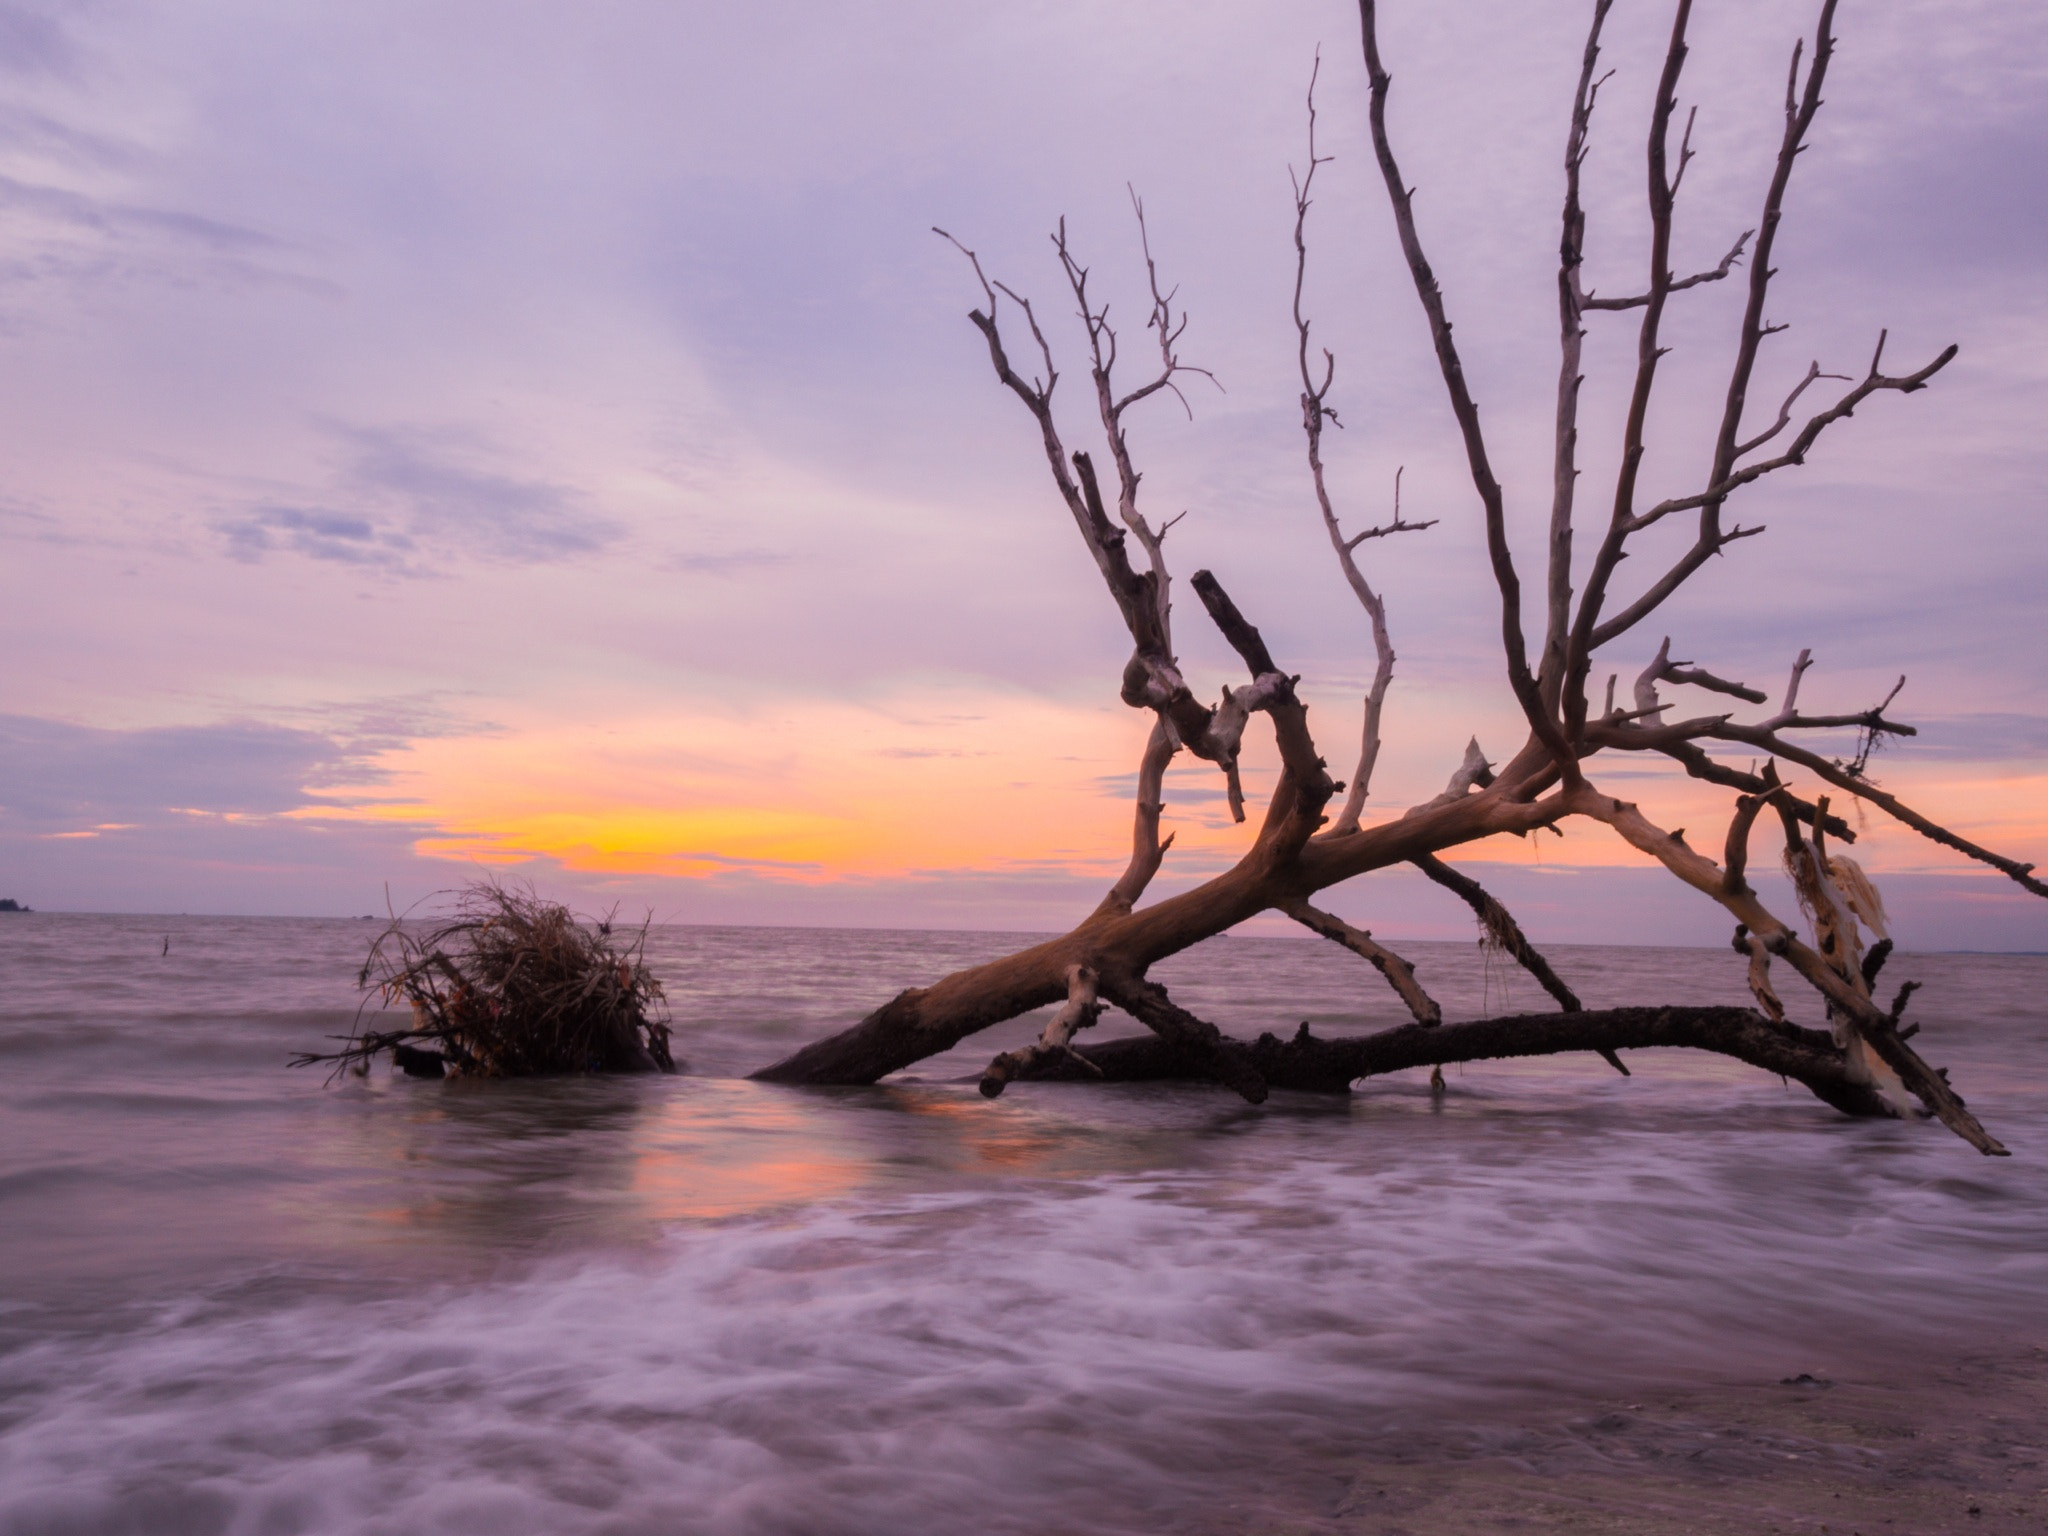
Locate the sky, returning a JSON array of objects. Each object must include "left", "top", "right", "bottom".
[{"left": 1, "top": 0, "right": 2045, "bottom": 949}]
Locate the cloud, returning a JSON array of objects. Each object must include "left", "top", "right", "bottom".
[
  {"left": 0, "top": 4, "right": 77, "bottom": 80},
  {"left": 1091, "top": 770, "right": 1232, "bottom": 806},
  {"left": 0, "top": 172, "right": 335, "bottom": 313},
  {"left": 217, "top": 504, "right": 415, "bottom": 567},
  {"left": 0, "top": 102, "right": 138, "bottom": 171},
  {"left": 662, "top": 549, "right": 791, "bottom": 575},
  {"left": 340, "top": 426, "right": 616, "bottom": 561},
  {"left": 211, "top": 427, "right": 622, "bottom": 572},
  {"left": 0, "top": 713, "right": 377, "bottom": 828},
  {"left": 1892, "top": 713, "right": 2048, "bottom": 762}
]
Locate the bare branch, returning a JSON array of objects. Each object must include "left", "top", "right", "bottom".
[
  {"left": 1663, "top": 659, "right": 1768, "bottom": 705},
  {"left": 1572, "top": 0, "right": 1956, "bottom": 656},
  {"left": 1743, "top": 649, "right": 1916, "bottom": 737},
  {"left": 1734, "top": 924, "right": 1789, "bottom": 1022},
  {"left": 1701, "top": 720, "right": 2048, "bottom": 898},
  {"left": 980, "top": 964, "right": 1105, "bottom": 1097},
  {"left": 1044, "top": 203, "right": 1220, "bottom": 655},
  {"left": 1025, "top": 1007, "right": 1894, "bottom": 1123},
  {"left": 1189, "top": 568, "right": 1335, "bottom": 840},
  {"left": 1564, "top": 778, "right": 2006, "bottom": 1153},
  {"left": 1096, "top": 967, "right": 1268, "bottom": 1103},
  {"left": 1098, "top": 717, "right": 1180, "bottom": 918},
  {"left": 1582, "top": 227, "right": 1754, "bottom": 310},
  {"left": 1538, "top": 0, "right": 1616, "bottom": 707},
  {"left": 1397, "top": 738, "right": 1504, "bottom": 825},
  {"left": 1410, "top": 853, "right": 1629, "bottom": 1074},
  {"left": 1359, "top": 0, "right": 1574, "bottom": 773},
  {"left": 1632, "top": 635, "right": 1674, "bottom": 721},
  {"left": 1721, "top": 775, "right": 1779, "bottom": 895},
  {"left": 1732, "top": 359, "right": 1845, "bottom": 456},
  {"left": 1562, "top": 0, "right": 1701, "bottom": 743},
  {"left": 1115, "top": 185, "right": 1221, "bottom": 417},
  {"left": 1290, "top": 64, "right": 1433, "bottom": 835},
  {"left": 1632, "top": 634, "right": 1773, "bottom": 729},
  {"left": 1616, "top": 338, "right": 1956, "bottom": 545},
  {"left": 1280, "top": 897, "right": 1442, "bottom": 1026}
]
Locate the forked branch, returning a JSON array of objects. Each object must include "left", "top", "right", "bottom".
[{"left": 1292, "top": 55, "right": 1433, "bottom": 834}]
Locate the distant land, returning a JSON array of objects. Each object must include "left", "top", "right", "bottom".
[{"left": 0, "top": 900, "right": 30, "bottom": 913}]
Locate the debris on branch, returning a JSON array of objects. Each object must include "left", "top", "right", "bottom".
[
  {"left": 752, "top": 0, "right": 2039, "bottom": 1157},
  {"left": 296, "top": 882, "right": 675, "bottom": 1080}
]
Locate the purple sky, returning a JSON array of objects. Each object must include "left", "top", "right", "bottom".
[{"left": 2, "top": 0, "right": 2045, "bottom": 948}]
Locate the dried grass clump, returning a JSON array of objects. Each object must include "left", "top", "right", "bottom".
[{"left": 295, "top": 881, "right": 675, "bottom": 1079}]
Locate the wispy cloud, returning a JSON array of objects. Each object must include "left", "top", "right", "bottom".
[
  {"left": 0, "top": 713, "right": 381, "bottom": 828},
  {"left": 217, "top": 503, "right": 415, "bottom": 567},
  {"left": 0, "top": 5, "right": 79, "bottom": 80},
  {"left": 211, "top": 426, "right": 622, "bottom": 572},
  {"left": 339, "top": 426, "right": 616, "bottom": 563}
]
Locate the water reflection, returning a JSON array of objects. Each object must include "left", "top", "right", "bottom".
[
  {"left": 628, "top": 1082, "right": 869, "bottom": 1219},
  {"left": 297, "top": 1076, "right": 1207, "bottom": 1247},
  {"left": 6, "top": 919, "right": 2048, "bottom": 1536}
]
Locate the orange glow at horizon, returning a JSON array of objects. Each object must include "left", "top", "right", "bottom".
[
  {"left": 303, "top": 683, "right": 2048, "bottom": 890},
  {"left": 325, "top": 688, "right": 1148, "bottom": 883}
]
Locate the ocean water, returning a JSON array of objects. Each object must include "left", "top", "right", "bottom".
[{"left": 2, "top": 913, "right": 2045, "bottom": 1534}]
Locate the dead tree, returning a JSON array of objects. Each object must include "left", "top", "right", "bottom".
[{"left": 755, "top": 0, "right": 2037, "bottom": 1156}]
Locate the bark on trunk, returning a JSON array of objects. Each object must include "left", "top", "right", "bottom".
[{"left": 1007, "top": 1004, "right": 1891, "bottom": 1118}]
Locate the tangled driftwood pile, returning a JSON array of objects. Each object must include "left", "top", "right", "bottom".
[{"left": 296, "top": 883, "right": 674, "bottom": 1079}]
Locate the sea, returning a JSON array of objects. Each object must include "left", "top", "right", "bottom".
[{"left": 2, "top": 913, "right": 2045, "bottom": 1534}]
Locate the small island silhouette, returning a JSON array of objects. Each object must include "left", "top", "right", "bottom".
[{"left": 0, "top": 899, "right": 31, "bottom": 913}]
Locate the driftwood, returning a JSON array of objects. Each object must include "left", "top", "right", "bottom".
[
  {"left": 1007, "top": 1007, "right": 1889, "bottom": 1120},
  {"left": 754, "top": 1, "right": 2036, "bottom": 1156},
  {"left": 295, "top": 881, "right": 675, "bottom": 1080}
]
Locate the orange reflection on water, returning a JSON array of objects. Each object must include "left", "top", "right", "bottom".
[
  {"left": 870, "top": 1086, "right": 1077, "bottom": 1172},
  {"left": 625, "top": 1081, "right": 872, "bottom": 1219}
]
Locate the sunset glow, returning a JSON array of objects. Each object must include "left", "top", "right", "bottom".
[{"left": 0, "top": 0, "right": 2040, "bottom": 949}]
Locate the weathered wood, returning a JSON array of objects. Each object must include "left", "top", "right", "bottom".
[
  {"left": 980, "top": 964, "right": 1104, "bottom": 1098},
  {"left": 1280, "top": 897, "right": 1442, "bottom": 1027},
  {"left": 1012, "top": 1006, "right": 1889, "bottom": 1120},
  {"left": 753, "top": 3, "right": 2038, "bottom": 1159}
]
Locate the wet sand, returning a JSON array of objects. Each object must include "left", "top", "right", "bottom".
[{"left": 1211, "top": 1346, "right": 2048, "bottom": 1534}]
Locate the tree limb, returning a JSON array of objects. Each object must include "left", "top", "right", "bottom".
[
  {"left": 1410, "top": 852, "right": 1628, "bottom": 1074},
  {"left": 1016, "top": 1006, "right": 1890, "bottom": 1120},
  {"left": 1358, "top": 0, "right": 1574, "bottom": 774},
  {"left": 1582, "top": 227, "right": 1752, "bottom": 310},
  {"left": 1562, "top": 0, "right": 1700, "bottom": 743},
  {"left": 980, "top": 963, "right": 1105, "bottom": 1098},
  {"left": 1279, "top": 896, "right": 1442, "bottom": 1026},
  {"left": 1096, "top": 967, "right": 1268, "bottom": 1103},
  {"left": 1563, "top": 778, "right": 2007, "bottom": 1153},
  {"left": 1098, "top": 716, "right": 1180, "bottom": 918},
  {"left": 1291, "top": 65, "right": 1434, "bottom": 833},
  {"left": 1539, "top": 0, "right": 1614, "bottom": 707}
]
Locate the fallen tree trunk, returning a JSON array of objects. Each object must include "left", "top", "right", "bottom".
[
  {"left": 750, "top": 1, "right": 2036, "bottom": 1156},
  {"left": 1002, "top": 1005, "right": 1893, "bottom": 1119}
]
